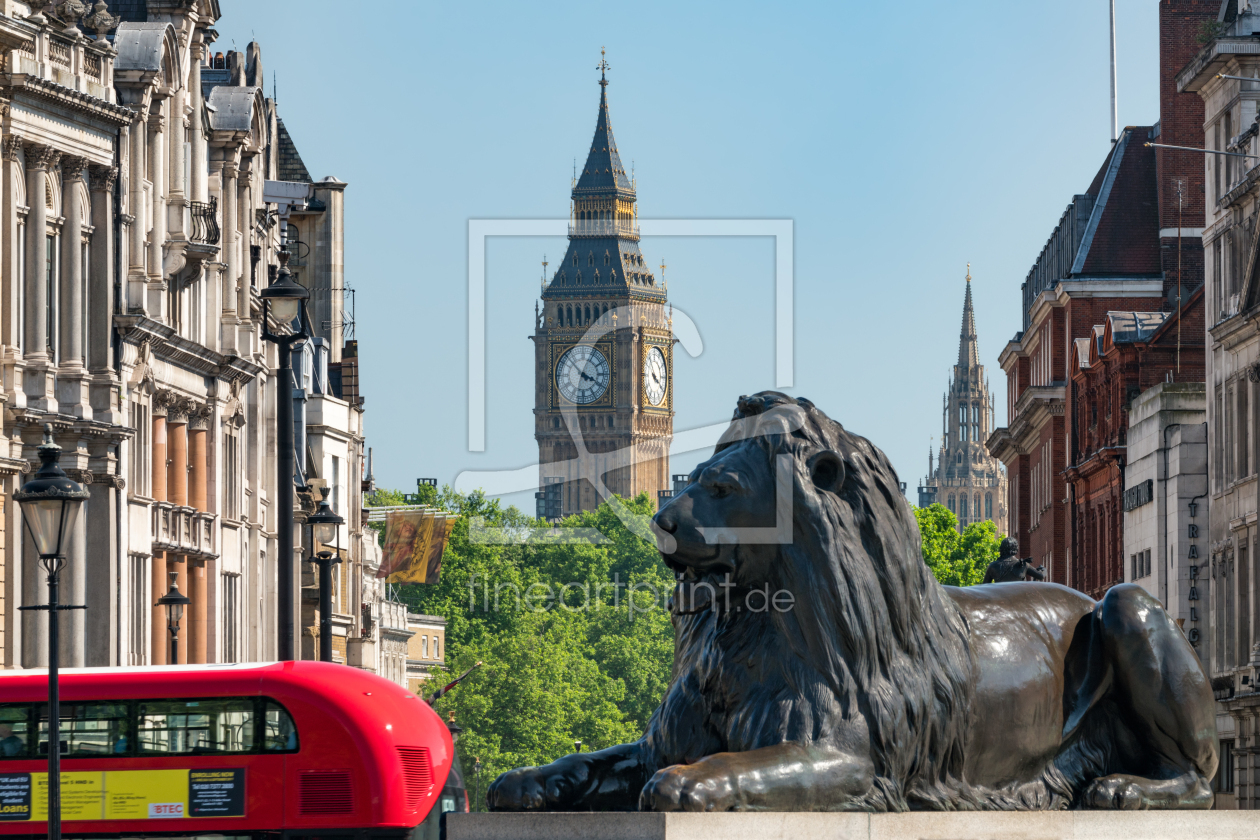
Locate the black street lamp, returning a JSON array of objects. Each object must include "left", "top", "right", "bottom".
[
  {"left": 260, "top": 245, "right": 310, "bottom": 661},
  {"left": 156, "top": 572, "right": 190, "bottom": 665},
  {"left": 14, "top": 424, "right": 89, "bottom": 840},
  {"left": 307, "top": 495, "right": 345, "bottom": 663}
]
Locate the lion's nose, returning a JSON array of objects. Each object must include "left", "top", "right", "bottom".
[{"left": 653, "top": 508, "right": 678, "bottom": 535}]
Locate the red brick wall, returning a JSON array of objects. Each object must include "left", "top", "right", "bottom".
[{"left": 1157, "top": 0, "right": 1214, "bottom": 232}]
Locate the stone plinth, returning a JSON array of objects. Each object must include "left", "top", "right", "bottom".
[{"left": 445, "top": 810, "right": 1260, "bottom": 840}]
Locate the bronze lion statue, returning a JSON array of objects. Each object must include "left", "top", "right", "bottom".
[{"left": 488, "top": 392, "right": 1217, "bottom": 812}]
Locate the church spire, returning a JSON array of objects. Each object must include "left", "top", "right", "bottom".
[{"left": 958, "top": 264, "right": 979, "bottom": 368}]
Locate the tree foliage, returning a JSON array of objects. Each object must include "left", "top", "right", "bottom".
[
  {"left": 384, "top": 489, "right": 675, "bottom": 810},
  {"left": 913, "top": 503, "right": 1003, "bottom": 587}
]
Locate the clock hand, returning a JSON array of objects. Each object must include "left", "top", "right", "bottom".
[{"left": 580, "top": 370, "right": 595, "bottom": 383}]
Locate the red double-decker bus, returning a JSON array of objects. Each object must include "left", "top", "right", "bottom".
[{"left": 0, "top": 661, "right": 457, "bottom": 839}]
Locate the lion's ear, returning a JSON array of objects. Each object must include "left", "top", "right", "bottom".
[{"left": 808, "top": 451, "right": 846, "bottom": 495}]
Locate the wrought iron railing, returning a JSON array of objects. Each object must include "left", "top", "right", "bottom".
[{"left": 190, "top": 197, "right": 220, "bottom": 245}]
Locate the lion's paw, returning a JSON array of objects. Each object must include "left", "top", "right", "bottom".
[
  {"left": 487, "top": 766, "right": 570, "bottom": 811},
  {"left": 639, "top": 764, "right": 734, "bottom": 812},
  {"left": 1082, "top": 775, "right": 1145, "bottom": 810}
]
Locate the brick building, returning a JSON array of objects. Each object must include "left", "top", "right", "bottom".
[
  {"left": 987, "top": 127, "right": 1169, "bottom": 585},
  {"left": 1066, "top": 290, "right": 1206, "bottom": 600},
  {"left": 988, "top": 1, "right": 1208, "bottom": 591}
]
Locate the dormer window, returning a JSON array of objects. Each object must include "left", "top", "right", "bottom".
[
  {"left": 604, "top": 251, "right": 610, "bottom": 265},
  {"left": 572, "top": 254, "right": 578, "bottom": 266},
  {"left": 588, "top": 252, "right": 594, "bottom": 266},
  {"left": 594, "top": 270, "right": 601, "bottom": 283}
]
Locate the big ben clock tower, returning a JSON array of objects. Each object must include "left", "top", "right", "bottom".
[{"left": 533, "top": 56, "right": 673, "bottom": 517}]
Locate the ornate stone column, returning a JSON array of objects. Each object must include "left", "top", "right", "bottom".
[
  {"left": 236, "top": 163, "right": 252, "bottom": 315},
  {"left": 24, "top": 143, "right": 59, "bottom": 412},
  {"left": 87, "top": 166, "right": 116, "bottom": 373},
  {"left": 189, "top": 39, "right": 208, "bottom": 204},
  {"left": 167, "top": 397, "right": 189, "bottom": 507},
  {"left": 189, "top": 407, "right": 208, "bottom": 511},
  {"left": 188, "top": 405, "right": 210, "bottom": 663},
  {"left": 220, "top": 154, "right": 239, "bottom": 313},
  {"left": 167, "top": 396, "right": 191, "bottom": 665},
  {"left": 150, "top": 391, "right": 169, "bottom": 664},
  {"left": 147, "top": 107, "right": 169, "bottom": 327},
  {"left": 2, "top": 137, "right": 23, "bottom": 370},
  {"left": 128, "top": 113, "right": 146, "bottom": 308},
  {"left": 59, "top": 156, "right": 89, "bottom": 417}
]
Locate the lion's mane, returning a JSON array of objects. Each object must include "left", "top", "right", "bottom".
[{"left": 655, "top": 392, "right": 981, "bottom": 811}]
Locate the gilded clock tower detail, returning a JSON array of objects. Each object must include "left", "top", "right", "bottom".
[{"left": 533, "top": 57, "right": 673, "bottom": 518}]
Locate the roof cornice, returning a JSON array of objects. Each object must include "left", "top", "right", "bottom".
[{"left": 3, "top": 73, "right": 133, "bottom": 125}]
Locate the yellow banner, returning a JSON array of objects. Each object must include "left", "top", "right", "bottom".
[
  {"left": 0, "top": 768, "right": 245, "bottom": 821},
  {"left": 383, "top": 509, "right": 436, "bottom": 583}
]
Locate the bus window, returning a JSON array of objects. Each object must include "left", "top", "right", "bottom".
[
  {"left": 0, "top": 704, "right": 31, "bottom": 758},
  {"left": 37, "top": 703, "right": 128, "bottom": 756},
  {"left": 137, "top": 698, "right": 255, "bottom": 755},
  {"left": 262, "top": 701, "right": 298, "bottom": 752}
]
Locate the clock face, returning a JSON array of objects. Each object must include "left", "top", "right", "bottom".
[
  {"left": 644, "top": 346, "right": 667, "bottom": 406},
  {"left": 556, "top": 345, "right": 610, "bottom": 405}
]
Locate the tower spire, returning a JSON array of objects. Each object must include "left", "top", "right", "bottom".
[
  {"left": 574, "top": 49, "right": 633, "bottom": 196},
  {"left": 958, "top": 264, "right": 979, "bottom": 367}
]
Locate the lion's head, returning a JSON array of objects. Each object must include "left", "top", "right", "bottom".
[{"left": 652, "top": 392, "right": 976, "bottom": 811}]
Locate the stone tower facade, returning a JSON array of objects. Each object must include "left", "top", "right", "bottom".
[
  {"left": 533, "top": 61, "right": 673, "bottom": 517},
  {"left": 920, "top": 270, "right": 1008, "bottom": 534}
]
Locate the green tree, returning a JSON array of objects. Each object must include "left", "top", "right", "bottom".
[
  {"left": 384, "top": 489, "right": 675, "bottom": 809},
  {"left": 913, "top": 503, "right": 1003, "bottom": 587}
]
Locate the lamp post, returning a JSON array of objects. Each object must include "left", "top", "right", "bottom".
[
  {"left": 14, "top": 424, "right": 89, "bottom": 840},
  {"left": 156, "top": 572, "right": 190, "bottom": 665},
  {"left": 306, "top": 495, "right": 344, "bottom": 663},
  {"left": 260, "top": 244, "right": 310, "bottom": 661}
]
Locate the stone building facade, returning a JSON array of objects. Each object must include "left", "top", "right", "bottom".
[
  {"left": 1177, "top": 0, "right": 1260, "bottom": 807},
  {"left": 0, "top": 0, "right": 407, "bottom": 687},
  {"left": 918, "top": 270, "right": 1007, "bottom": 536},
  {"left": 533, "top": 64, "right": 673, "bottom": 518}
]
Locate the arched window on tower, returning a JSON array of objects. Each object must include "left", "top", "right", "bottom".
[
  {"left": 960, "top": 404, "right": 968, "bottom": 442},
  {"left": 585, "top": 305, "right": 591, "bottom": 323},
  {"left": 975, "top": 494, "right": 981, "bottom": 521},
  {"left": 566, "top": 305, "right": 572, "bottom": 326},
  {"left": 960, "top": 496, "right": 968, "bottom": 519},
  {"left": 557, "top": 305, "right": 563, "bottom": 324},
  {"left": 985, "top": 494, "right": 992, "bottom": 520},
  {"left": 972, "top": 402, "right": 980, "bottom": 442},
  {"left": 948, "top": 495, "right": 956, "bottom": 514}
]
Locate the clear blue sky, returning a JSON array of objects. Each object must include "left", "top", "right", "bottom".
[{"left": 223, "top": 0, "right": 1161, "bottom": 514}]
